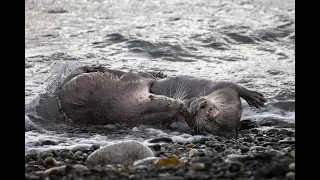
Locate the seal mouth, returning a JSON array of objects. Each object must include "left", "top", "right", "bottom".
[{"left": 206, "top": 107, "right": 219, "bottom": 119}]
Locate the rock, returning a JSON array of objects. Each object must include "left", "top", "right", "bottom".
[
  {"left": 91, "top": 144, "right": 100, "bottom": 150},
  {"left": 186, "top": 143, "right": 195, "bottom": 148},
  {"left": 133, "top": 157, "right": 159, "bottom": 166},
  {"left": 196, "top": 137, "right": 209, "bottom": 144},
  {"left": 228, "top": 161, "right": 243, "bottom": 173},
  {"left": 149, "top": 137, "right": 173, "bottom": 143},
  {"left": 60, "top": 151, "right": 74, "bottom": 159},
  {"left": 74, "top": 151, "right": 83, "bottom": 156},
  {"left": 278, "top": 129, "right": 289, "bottom": 135},
  {"left": 256, "top": 137, "right": 265, "bottom": 141},
  {"left": 104, "top": 124, "right": 118, "bottom": 131},
  {"left": 267, "top": 128, "right": 279, "bottom": 133},
  {"left": 249, "top": 146, "right": 266, "bottom": 152},
  {"left": 132, "top": 127, "right": 140, "bottom": 132},
  {"left": 250, "top": 129, "right": 260, "bottom": 134},
  {"left": 189, "top": 149, "right": 199, "bottom": 158},
  {"left": 41, "top": 140, "right": 57, "bottom": 146},
  {"left": 26, "top": 141, "right": 41, "bottom": 147},
  {"left": 286, "top": 171, "right": 295, "bottom": 179},
  {"left": 44, "top": 165, "right": 67, "bottom": 175},
  {"left": 255, "top": 162, "right": 287, "bottom": 178},
  {"left": 191, "top": 163, "right": 206, "bottom": 170},
  {"left": 289, "top": 163, "right": 295, "bottom": 171},
  {"left": 262, "top": 142, "right": 274, "bottom": 147},
  {"left": 240, "top": 146, "right": 249, "bottom": 153},
  {"left": 85, "top": 140, "right": 154, "bottom": 167},
  {"left": 43, "top": 157, "right": 59, "bottom": 167},
  {"left": 73, "top": 164, "right": 89, "bottom": 173},
  {"left": 243, "top": 137, "right": 253, "bottom": 143},
  {"left": 148, "top": 144, "right": 161, "bottom": 151},
  {"left": 226, "top": 154, "right": 249, "bottom": 162},
  {"left": 240, "top": 129, "right": 251, "bottom": 135},
  {"left": 278, "top": 139, "right": 295, "bottom": 144},
  {"left": 290, "top": 151, "right": 295, "bottom": 158}
]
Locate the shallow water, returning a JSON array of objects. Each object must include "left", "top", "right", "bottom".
[{"left": 25, "top": 0, "right": 295, "bottom": 154}]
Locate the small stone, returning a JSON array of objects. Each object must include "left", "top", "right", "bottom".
[
  {"left": 256, "top": 137, "right": 265, "bottom": 141},
  {"left": 44, "top": 165, "right": 67, "bottom": 175},
  {"left": 249, "top": 146, "right": 266, "bottom": 152},
  {"left": 240, "top": 146, "right": 249, "bottom": 153},
  {"left": 64, "top": 159, "right": 70, "bottom": 163},
  {"left": 189, "top": 149, "right": 199, "bottom": 158},
  {"left": 226, "top": 154, "right": 249, "bottom": 162},
  {"left": 91, "top": 144, "right": 100, "bottom": 150},
  {"left": 73, "top": 164, "right": 89, "bottom": 173},
  {"left": 278, "top": 129, "right": 289, "bottom": 135},
  {"left": 289, "top": 163, "right": 295, "bottom": 171},
  {"left": 250, "top": 129, "right": 260, "bottom": 134},
  {"left": 278, "top": 139, "right": 295, "bottom": 144},
  {"left": 132, "top": 127, "right": 140, "bottom": 132},
  {"left": 104, "top": 124, "right": 117, "bottom": 131},
  {"left": 186, "top": 143, "right": 195, "bottom": 148},
  {"left": 257, "top": 162, "right": 287, "bottom": 178},
  {"left": 289, "top": 151, "right": 295, "bottom": 158},
  {"left": 267, "top": 128, "right": 279, "bottom": 133},
  {"left": 197, "top": 138, "right": 209, "bottom": 144},
  {"left": 262, "top": 142, "right": 274, "bottom": 147},
  {"left": 240, "top": 129, "right": 251, "bottom": 134},
  {"left": 61, "top": 151, "right": 74, "bottom": 159},
  {"left": 129, "top": 174, "right": 137, "bottom": 179},
  {"left": 286, "top": 171, "right": 295, "bottom": 179},
  {"left": 149, "top": 137, "right": 173, "bottom": 143},
  {"left": 41, "top": 140, "right": 57, "bottom": 145},
  {"left": 148, "top": 144, "right": 161, "bottom": 151},
  {"left": 195, "top": 151, "right": 206, "bottom": 157},
  {"left": 75, "top": 151, "right": 83, "bottom": 156},
  {"left": 243, "top": 137, "right": 253, "bottom": 143},
  {"left": 173, "top": 149, "right": 181, "bottom": 156},
  {"left": 191, "top": 163, "right": 206, "bottom": 170},
  {"left": 43, "top": 157, "right": 59, "bottom": 167}
]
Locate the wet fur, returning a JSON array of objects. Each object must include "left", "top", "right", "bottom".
[{"left": 59, "top": 71, "right": 183, "bottom": 126}]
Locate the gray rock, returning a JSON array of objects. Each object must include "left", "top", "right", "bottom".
[
  {"left": 61, "top": 151, "right": 74, "bottom": 159},
  {"left": 74, "top": 151, "right": 83, "bottom": 156},
  {"left": 189, "top": 149, "right": 199, "bottom": 158},
  {"left": 191, "top": 163, "right": 206, "bottom": 170},
  {"left": 278, "top": 129, "right": 289, "bottom": 135},
  {"left": 286, "top": 171, "right": 295, "bottom": 179},
  {"left": 85, "top": 140, "right": 154, "bottom": 166},
  {"left": 73, "top": 164, "right": 89, "bottom": 173},
  {"left": 226, "top": 154, "right": 249, "bottom": 162},
  {"left": 289, "top": 163, "right": 295, "bottom": 171}
]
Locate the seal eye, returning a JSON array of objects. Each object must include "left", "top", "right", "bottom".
[{"left": 200, "top": 101, "right": 207, "bottom": 109}]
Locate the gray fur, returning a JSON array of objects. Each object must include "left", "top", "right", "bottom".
[
  {"left": 59, "top": 70, "right": 184, "bottom": 126},
  {"left": 85, "top": 140, "right": 154, "bottom": 166}
]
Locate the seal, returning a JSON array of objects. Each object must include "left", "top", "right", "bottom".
[
  {"left": 149, "top": 76, "right": 267, "bottom": 133},
  {"left": 59, "top": 67, "right": 184, "bottom": 126}
]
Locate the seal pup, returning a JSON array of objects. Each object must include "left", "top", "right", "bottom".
[{"left": 59, "top": 70, "right": 184, "bottom": 126}]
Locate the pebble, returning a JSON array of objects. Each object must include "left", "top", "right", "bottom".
[
  {"left": 43, "top": 157, "right": 59, "bottom": 167},
  {"left": 250, "top": 129, "right": 260, "bottom": 134},
  {"left": 290, "top": 151, "right": 295, "bottom": 158},
  {"left": 186, "top": 143, "right": 195, "bottom": 148},
  {"left": 278, "top": 129, "right": 289, "bottom": 135},
  {"left": 104, "top": 124, "right": 118, "bottom": 131},
  {"left": 278, "top": 139, "right": 295, "bottom": 144},
  {"left": 41, "top": 140, "right": 57, "bottom": 146},
  {"left": 289, "top": 163, "right": 295, "bottom": 171},
  {"left": 286, "top": 171, "right": 295, "bottom": 179},
  {"left": 73, "top": 164, "right": 89, "bottom": 173},
  {"left": 61, "top": 151, "right": 74, "bottom": 159},
  {"left": 267, "top": 128, "right": 279, "bottom": 133},
  {"left": 149, "top": 137, "right": 173, "bottom": 143},
  {"left": 196, "top": 137, "right": 209, "bottom": 144},
  {"left": 191, "top": 163, "right": 206, "bottom": 170},
  {"left": 91, "top": 144, "right": 100, "bottom": 150},
  {"left": 249, "top": 146, "right": 266, "bottom": 152},
  {"left": 44, "top": 165, "right": 67, "bottom": 175},
  {"left": 240, "top": 146, "right": 249, "bottom": 153},
  {"left": 75, "top": 151, "right": 83, "bottom": 156},
  {"left": 132, "top": 127, "right": 140, "bottom": 132},
  {"left": 189, "top": 148, "right": 199, "bottom": 158},
  {"left": 226, "top": 154, "right": 249, "bottom": 162}
]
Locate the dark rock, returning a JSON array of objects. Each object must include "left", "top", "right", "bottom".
[
  {"left": 196, "top": 137, "right": 209, "bottom": 144},
  {"left": 91, "top": 144, "right": 100, "bottom": 150},
  {"left": 250, "top": 129, "right": 260, "bottom": 134},
  {"left": 60, "top": 151, "right": 74, "bottom": 159},
  {"left": 239, "top": 119, "right": 257, "bottom": 130},
  {"left": 240, "top": 146, "right": 249, "bottom": 153},
  {"left": 268, "top": 128, "right": 279, "bottom": 133},
  {"left": 255, "top": 162, "right": 288, "bottom": 178},
  {"left": 80, "top": 128, "right": 89, "bottom": 133},
  {"left": 278, "top": 129, "right": 289, "bottom": 135},
  {"left": 256, "top": 137, "right": 265, "bottom": 141},
  {"left": 229, "top": 162, "right": 243, "bottom": 173},
  {"left": 243, "top": 137, "right": 253, "bottom": 143},
  {"left": 148, "top": 144, "right": 161, "bottom": 151},
  {"left": 262, "top": 142, "right": 274, "bottom": 147},
  {"left": 41, "top": 140, "right": 57, "bottom": 145},
  {"left": 149, "top": 137, "right": 173, "bottom": 143}
]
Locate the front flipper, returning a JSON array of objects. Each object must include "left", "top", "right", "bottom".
[{"left": 239, "top": 89, "right": 267, "bottom": 109}]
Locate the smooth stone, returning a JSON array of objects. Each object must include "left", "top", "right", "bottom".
[
  {"left": 85, "top": 140, "right": 154, "bottom": 166},
  {"left": 249, "top": 146, "right": 266, "bottom": 152},
  {"left": 43, "top": 157, "right": 59, "bottom": 167},
  {"left": 196, "top": 137, "right": 209, "bottom": 144},
  {"left": 226, "top": 154, "right": 249, "bottom": 162},
  {"left": 267, "top": 128, "right": 279, "bottom": 133},
  {"left": 73, "top": 164, "right": 89, "bottom": 173},
  {"left": 133, "top": 156, "right": 159, "bottom": 166},
  {"left": 44, "top": 165, "right": 67, "bottom": 175},
  {"left": 278, "top": 139, "right": 295, "bottom": 144},
  {"left": 191, "top": 163, "right": 206, "bottom": 170},
  {"left": 60, "top": 151, "right": 74, "bottom": 159},
  {"left": 189, "top": 149, "right": 199, "bottom": 158},
  {"left": 240, "top": 146, "right": 249, "bottom": 153},
  {"left": 91, "top": 144, "right": 100, "bottom": 150},
  {"left": 149, "top": 137, "right": 173, "bottom": 143},
  {"left": 286, "top": 171, "right": 295, "bottom": 179},
  {"left": 186, "top": 143, "right": 195, "bottom": 148},
  {"left": 75, "top": 151, "right": 83, "bottom": 156},
  {"left": 290, "top": 151, "right": 295, "bottom": 158},
  {"left": 289, "top": 163, "right": 295, "bottom": 171},
  {"left": 278, "top": 129, "right": 289, "bottom": 135},
  {"left": 41, "top": 140, "right": 57, "bottom": 145},
  {"left": 132, "top": 127, "right": 140, "bottom": 132}
]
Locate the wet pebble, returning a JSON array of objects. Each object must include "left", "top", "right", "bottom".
[
  {"left": 43, "top": 157, "right": 59, "bottom": 167},
  {"left": 185, "top": 143, "right": 195, "bottom": 148},
  {"left": 278, "top": 129, "right": 289, "bottom": 135},
  {"left": 74, "top": 151, "right": 83, "bottom": 156},
  {"left": 196, "top": 137, "right": 209, "bottom": 144},
  {"left": 149, "top": 137, "right": 173, "bottom": 143},
  {"left": 91, "top": 144, "right": 100, "bottom": 150},
  {"left": 60, "top": 151, "right": 74, "bottom": 159},
  {"left": 278, "top": 139, "right": 295, "bottom": 144},
  {"left": 191, "top": 163, "right": 206, "bottom": 170},
  {"left": 240, "top": 146, "right": 249, "bottom": 153},
  {"left": 41, "top": 140, "right": 57, "bottom": 146},
  {"left": 286, "top": 171, "right": 295, "bottom": 179},
  {"left": 226, "top": 154, "right": 249, "bottom": 162},
  {"left": 289, "top": 163, "right": 295, "bottom": 171},
  {"left": 189, "top": 148, "right": 199, "bottom": 158}
]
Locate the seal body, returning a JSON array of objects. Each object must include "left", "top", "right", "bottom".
[{"left": 59, "top": 69, "right": 184, "bottom": 126}]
